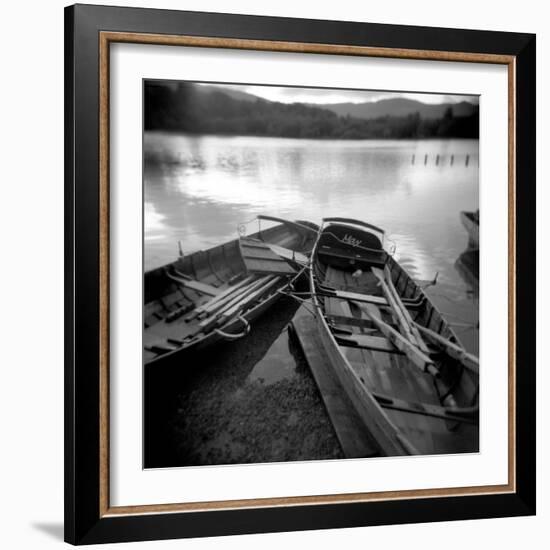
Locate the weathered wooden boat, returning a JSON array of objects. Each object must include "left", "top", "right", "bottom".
[
  {"left": 460, "top": 210, "right": 479, "bottom": 249},
  {"left": 309, "top": 217, "right": 479, "bottom": 457},
  {"left": 144, "top": 216, "right": 318, "bottom": 366}
]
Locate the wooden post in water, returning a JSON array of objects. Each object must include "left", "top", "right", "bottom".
[
  {"left": 450, "top": 154, "right": 454, "bottom": 166},
  {"left": 424, "top": 153, "right": 428, "bottom": 165},
  {"left": 436, "top": 154, "right": 440, "bottom": 166},
  {"left": 465, "top": 154, "right": 470, "bottom": 167},
  {"left": 411, "top": 154, "right": 415, "bottom": 165}
]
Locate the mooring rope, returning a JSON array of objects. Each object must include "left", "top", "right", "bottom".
[{"left": 277, "top": 288, "right": 317, "bottom": 317}]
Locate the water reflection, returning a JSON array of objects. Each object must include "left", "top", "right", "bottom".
[{"left": 145, "top": 133, "right": 478, "bottom": 270}]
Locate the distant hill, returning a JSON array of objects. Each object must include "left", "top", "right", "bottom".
[
  {"left": 145, "top": 81, "right": 479, "bottom": 140},
  {"left": 199, "top": 88, "right": 477, "bottom": 119},
  {"left": 198, "top": 84, "right": 259, "bottom": 103},
  {"left": 317, "top": 97, "right": 477, "bottom": 120}
]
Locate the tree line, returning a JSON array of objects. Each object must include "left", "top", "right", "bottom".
[{"left": 145, "top": 82, "right": 479, "bottom": 140}]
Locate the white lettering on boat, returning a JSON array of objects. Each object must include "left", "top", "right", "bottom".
[{"left": 342, "top": 234, "right": 362, "bottom": 247}]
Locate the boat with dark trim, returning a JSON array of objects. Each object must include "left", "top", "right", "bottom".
[
  {"left": 309, "top": 217, "right": 479, "bottom": 456},
  {"left": 460, "top": 210, "right": 479, "bottom": 249},
  {"left": 144, "top": 216, "right": 318, "bottom": 365}
]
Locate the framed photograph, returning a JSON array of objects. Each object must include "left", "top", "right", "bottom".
[{"left": 65, "top": 4, "right": 536, "bottom": 545}]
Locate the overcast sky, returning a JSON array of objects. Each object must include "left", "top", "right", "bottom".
[{"left": 199, "top": 83, "right": 479, "bottom": 105}]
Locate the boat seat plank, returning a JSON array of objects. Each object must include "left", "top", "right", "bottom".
[{"left": 240, "top": 239, "right": 297, "bottom": 275}]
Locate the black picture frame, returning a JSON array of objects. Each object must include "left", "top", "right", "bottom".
[{"left": 65, "top": 3, "right": 536, "bottom": 545}]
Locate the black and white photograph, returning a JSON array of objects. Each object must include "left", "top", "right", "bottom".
[{"left": 142, "top": 80, "right": 480, "bottom": 468}]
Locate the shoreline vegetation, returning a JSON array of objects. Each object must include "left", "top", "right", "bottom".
[{"left": 145, "top": 81, "right": 479, "bottom": 140}]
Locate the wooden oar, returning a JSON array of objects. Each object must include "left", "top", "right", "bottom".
[
  {"left": 414, "top": 322, "right": 479, "bottom": 375},
  {"left": 179, "top": 276, "right": 278, "bottom": 343},
  {"left": 192, "top": 276, "right": 264, "bottom": 321},
  {"left": 196, "top": 277, "right": 264, "bottom": 320},
  {"left": 199, "top": 275, "right": 277, "bottom": 331},
  {"left": 379, "top": 266, "right": 431, "bottom": 354},
  {"left": 213, "top": 276, "right": 282, "bottom": 325},
  {"left": 372, "top": 267, "right": 430, "bottom": 353},
  {"left": 193, "top": 276, "right": 284, "bottom": 339},
  {"left": 371, "top": 267, "right": 418, "bottom": 346},
  {"left": 198, "top": 276, "right": 273, "bottom": 328},
  {"left": 358, "top": 303, "right": 439, "bottom": 377},
  {"left": 183, "top": 275, "right": 257, "bottom": 322}
]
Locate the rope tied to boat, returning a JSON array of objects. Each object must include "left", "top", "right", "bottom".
[{"left": 276, "top": 288, "right": 317, "bottom": 317}]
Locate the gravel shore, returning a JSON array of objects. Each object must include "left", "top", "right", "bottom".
[{"left": 144, "top": 297, "right": 343, "bottom": 468}]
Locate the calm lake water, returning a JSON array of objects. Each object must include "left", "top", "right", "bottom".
[{"left": 144, "top": 132, "right": 479, "bottom": 353}]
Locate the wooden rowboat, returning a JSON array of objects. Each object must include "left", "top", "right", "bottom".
[
  {"left": 144, "top": 216, "right": 318, "bottom": 366},
  {"left": 460, "top": 210, "right": 479, "bottom": 249},
  {"left": 309, "top": 217, "right": 479, "bottom": 457}
]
